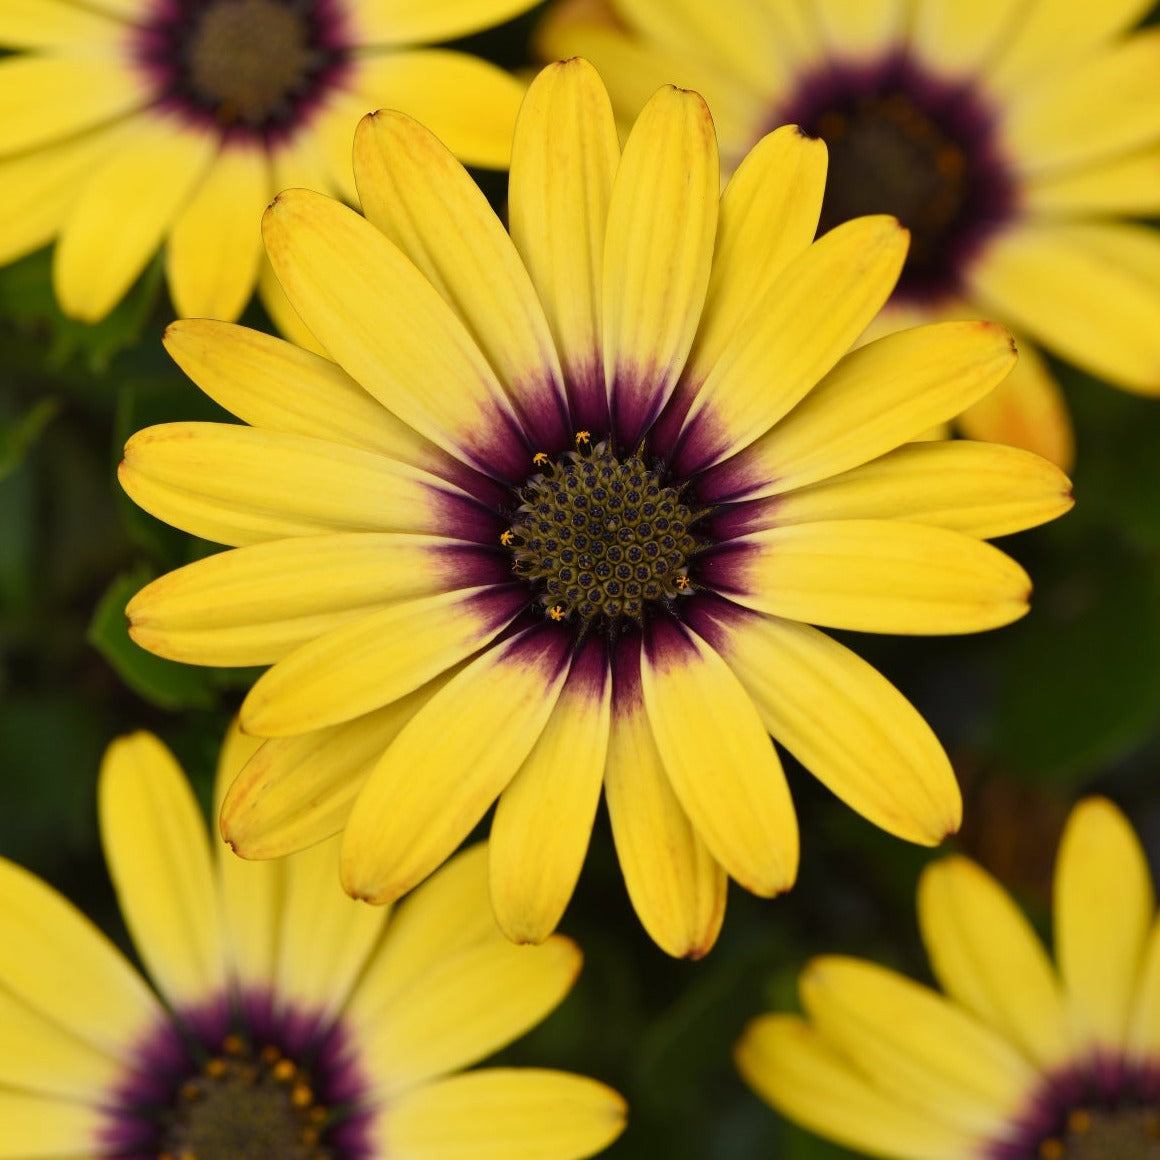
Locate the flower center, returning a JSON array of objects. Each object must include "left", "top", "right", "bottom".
[
  {"left": 777, "top": 56, "right": 1015, "bottom": 302},
  {"left": 505, "top": 436, "right": 698, "bottom": 625},
  {"left": 187, "top": 0, "right": 313, "bottom": 126},
  {"left": 160, "top": 1034, "right": 331, "bottom": 1160},
  {"left": 1037, "top": 1106, "right": 1160, "bottom": 1159}
]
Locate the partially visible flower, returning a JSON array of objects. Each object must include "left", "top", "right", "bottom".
[
  {"left": 0, "top": 0, "right": 534, "bottom": 324},
  {"left": 538, "top": 0, "right": 1160, "bottom": 468},
  {"left": 737, "top": 797, "right": 1160, "bottom": 1160},
  {"left": 120, "top": 59, "right": 1071, "bottom": 959},
  {"left": 0, "top": 726, "right": 625, "bottom": 1160}
]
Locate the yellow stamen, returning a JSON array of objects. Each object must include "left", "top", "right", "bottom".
[
  {"left": 1067, "top": 1109, "right": 1092, "bottom": 1134},
  {"left": 500, "top": 529, "right": 515, "bottom": 546},
  {"left": 548, "top": 604, "right": 567, "bottom": 621},
  {"left": 273, "top": 1058, "right": 297, "bottom": 1083},
  {"left": 205, "top": 1058, "right": 228, "bottom": 1079},
  {"left": 1039, "top": 1140, "right": 1064, "bottom": 1160},
  {"left": 223, "top": 1034, "right": 246, "bottom": 1056},
  {"left": 291, "top": 1083, "right": 314, "bottom": 1108},
  {"left": 574, "top": 430, "right": 591, "bottom": 447},
  {"left": 532, "top": 451, "right": 550, "bottom": 467}
]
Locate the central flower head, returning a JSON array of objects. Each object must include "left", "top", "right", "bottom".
[
  {"left": 1037, "top": 1104, "right": 1160, "bottom": 1159},
  {"left": 507, "top": 437, "right": 698, "bottom": 626}
]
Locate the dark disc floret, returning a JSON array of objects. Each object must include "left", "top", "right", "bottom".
[
  {"left": 134, "top": 0, "right": 352, "bottom": 143},
  {"left": 775, "top": 54, "right": 1016, "bottom": 303},
  {"left": 504, "top": 434, "right": 702, "bottom": 629}
]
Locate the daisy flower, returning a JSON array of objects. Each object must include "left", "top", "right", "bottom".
[
  {"left": 537, "top": 0, "right": 1160, "bottom": 468},
  {"left": 736, "top": 797, "right": 1160, "bottom": 1160},
  {"left": 119, "top": 58, "right": 1072, "bottom": 958},
  {"left": 0, "top": 0, "right": 535, "bottom": 324},
  {"left": 0, "top": 725, "right": 625, "bottom": 1160}
]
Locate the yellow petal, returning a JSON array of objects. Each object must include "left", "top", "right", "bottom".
[
  {"left": 677, "top": 216, "right": 908, "bottom": 472},
  {"left": 0, "top": 857, "right": 159, "bottom": 1059},
  {"left": 1000, "top": 28, "right": 1160, "bottom": 175},
  {"left": 344, "top": 48, "right": 526, "bottom": 170},
  {"left": 257, "top": 251, "right": 327, "bottom": 354},
  {"left": 354, "top": 109, "right": 568, "bottom": 447},
  {"left": 908, "top": 0, "right": 1025, "bottom": 77},
  {"left": 640, "top": 620, "right": 798, "bottom": 897},
  {"left": 1024, "top": 144, "right": 1160, "bottom": 217},
  {"left": 769, "top": 440, "right": 1074, "bottom": 539},
  {"left": 119, "top": 422, "right": 465, "bottom": 547},
  {"left": 166, "top": 144, "right": 269, "bottom": 321},
  {"left": 355, "top": 938, "right": 581, "bottom": 1096},
  {"left": 682, "top": 125, "right": 827, "bottom": 387},
  {"left": 967, "top": 221, "right": 1160, "bottom": 394},
  {"left": 262, "top": 188, "right": 532, "bottom": 481},
  {"left": 735, "top": 1014, "right": 983, "bottom": 1160},
  {"left": 1055, "top": 797, "right": 1155, "bottom": 1053},
  {"left": 223, "top": 682, "right": 449, "bottom": 860},
  {"left": 375, "top": 1068, "right": 626, "bottom": 1160},
  {"left": 508, "top": 58, "right": 618, "bottom": 425},
  {"left": 707, "top": 319, "right": 1016, "bottom": 493},
  {"left": 0, "top": 1089, "right": 108, "bottom": 1159},
  {"left": 919, "top": 855, "right": 1071, "bottom": 1070},
  {"left": 604, "top": 634, "right": 727, "bottom": 959},
  {"left": 603, "top": 84, "right": 718, "bottom": 445},
  {"left": 490, "top": 640, "right": 611, "bottom": 944},
  {"left": 352, "top": 0, "right": 541, "bottom": 45},
  {"left": 813, "top": 0, "right": 905, "bottom": 60},
  {"left": 800, "top": 956, "right": 1039, "bottom": 1132},
  {"left": 698, "top": 606, "right": 960, "bottom": 844},
  {"left": 340, "top": 627, "right": 571, "bottom": 905},
  {"left": 0, "top": 0, "right": 126, "bottom": 47},
  {"left": 0, "top": 51, "right": 146, "bottom": 154},
  {"left": 272, "top": 838, "right": 390, "bottom": 1023},
  {"left": 1127, "top": 912, "right": 1160, "bottom": 1061},
  {"left": 954, "top": 335, "right": 1074, "bottom": 470},
  {"left": 55, "top": 115, "right": 215, "bottom": 321},
  {"left": 127, "top": 533, "right": 491, "bottom": 667},
  {"left": 98, "top": 733, "right": 225, "bottom": 1009},
  {"left": 724, "top": 520, "right": 1031, "bottom": 635}
]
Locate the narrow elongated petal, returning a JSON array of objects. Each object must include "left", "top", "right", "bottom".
[
  {"left": 0, "top": 0, "right": 126, "bottom": 46},
  {"left": 352, "top": 0, "right": 539, "bottom": 45},
  {"left": 735, "top": 1015, "right": 983, "bottom": 1160},
  {"left": 223, "top": 682, "right": 449, "bottom": 859},
  {"left": 355, "top": 938, "right": 581, "bottom": 1096},
  {"left": 509, "top": 58, "right": 619, "bottom": 427},
  {"left": 375, "top": 1068, "right": 626, "bottom": 1160},
  {"left": 718, "top": 520, "right": 1030, "bottom": 635},
  {"left": 604, "top": 633, "right": 727, "bottom": 959},
  {"left": 354, "top": 109, "right": 569, "bottom": 449},
  {"left": 1128, "top": 915, "right": 1160, "bottom": 1061},
  {"left": 698, "top": 321, "right": 1015, "bottom": 498},
  {"left": 676, "top": 216, "right": 908, "bottom": 474},
  {"left": 0, "top": 52, "right": 147, "bottom": 154},
  {"left": 1001, "top": 28, "right": 1160, "bottom": 174},
  {"left": 908, "top": 0, "right": 1024, "bottom": 77},
  {"left": 262, "top": 188, "right": 532, "bottom": 481},
  {"left": 813, "top": 0, "right": 905, "bottom": 60},
  {"left": 98, "top": 733, "right": 225, "bottom": 1009},
  {"left": 55, "top": 116, "right": 215, "bottom": 321},
  {"left": 341, "top": 626, "right": 572, "bottom": 905},
  {"left": 764, "top": 440, "right": 1074, "bottom": 540},
  {"left": 1024, "top": 145, "right": 1160, "bottom": 216},
  {"left": 0, "top": 1089, "right": 108, "bottom": 1159},
  {"left": 691, "top": 603, "right": 960, "bottom": 844},
  {"left": 603, "top": 85, "right": 718, "bottom": 445},
  {"left": 0, "top": 859, "right": 159, "bottom": 1058},
  {"left": 490, "top": 638, "right": 611, "bottom": 944},
  {"left": 800, "top": 957, "right": 1039, "bottom": 1132},
  {"left": 919, "top": 855, "right": 1071, "bottom": 1069},
  {"left": 119, "top": 423, "right": 482, "bottom": 547},
  {"left": 240, "top": 587, "right": 523, "bottom": 736},
  {"left": 127, "top": 534, "right": 503, "bottom": 667},
  {"left": 967, "top": 222, "right": 1160, "bottom": 393},
  {"left": 640, "top": 619, "right": 798, "bottom": 897},
  {"left": 167, "top": 143, "right": 269, "bottom": 321},
  {"left": 1055, "top": 797, "right": 1154, "bottom": 1053}
]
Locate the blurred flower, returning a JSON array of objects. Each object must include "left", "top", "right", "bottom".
[
  {"left": 538, "top": 0, "right": 1160, "bottom": 469},
  {"left": 0, "top": 0, "right": 535, "bottom": 323},
  {"left": 737, "top": 797, "right": 1160, "bottom": 1160},
  {"left": 120, "top": 58, "right": 1071, "bottom": 958},
  {"left": 0, "top": 725, "right": 624, "bottom": 1159}
]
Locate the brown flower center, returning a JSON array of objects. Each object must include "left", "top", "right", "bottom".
[{"left": 1038, "top": 1106, "right": 1160, "bottom": 1160}]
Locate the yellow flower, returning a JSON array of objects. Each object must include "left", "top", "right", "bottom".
[
  {"left": 737, "top": 797, "right": 1160, "bottom": 1160},
  {"left": 0, "top": 726, "right": 625, "bottom": 1159},
  {"left": 0, "top": 0, "right": 535, "bottom": 323},
  {"left": 120, "top": 59, "right": 1071, "bottom": 958},
  {"left": 538, "top": 0, "right": 1160, "bottom": 469}
]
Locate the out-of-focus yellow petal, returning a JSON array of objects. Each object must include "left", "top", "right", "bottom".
[
  {"left": 352, "top": 0, "right": 540, "bottom": 50},
  {"left": 1024, "top": 145, "right": 1160, "bottom": 217},
  {"left": 0, "top": 1089, "right": 109, "bottom": 1159},
  {"left": 0, "top": 0, "right": 126, "bottom": 47}
]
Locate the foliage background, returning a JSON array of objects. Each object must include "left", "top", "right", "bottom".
[{"left": 4, "top": 6, "right": 1160, "bottom": 1158}]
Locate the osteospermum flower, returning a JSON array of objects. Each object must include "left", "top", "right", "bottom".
[
  {"left": 120, "top": 58, "right": 1071, "bottom": 958},
  {"left": 538, "top": 0, "right": 1160, "bottom": 467},
  {"left": 0, "top": 0, "right": 535, "bottom": 324},
  {"left": 0, "top": 726, "right": 625, "bottom": 1159},
  {"left": 736, "top": 797, "right": 1160, "bottom": 1160}
]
